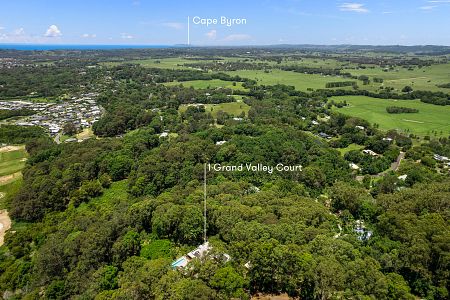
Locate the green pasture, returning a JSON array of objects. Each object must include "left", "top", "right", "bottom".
[
  {"left": 226, "top": 69, "right": 355, "bottom": 91},
  {"left": 0, "top": 148, "right": 28, "bottom": 177},
  {"left": 342, "top": 63, "right": 450, "bottom": 93},
  {"left": 165, "top": 79, "right": 246, "bottom": 90},
  {"left": 102, "top": 56, "right": 244, "bottom": 69},
  {"left": 331, "top": 95, "right": 450, "bottom": 137},
  {"left": 337, "top": 143, "right": 364, "bottom": 155},
  {"left": 0, "top": 146, "right": 27, "bottom": 208}
]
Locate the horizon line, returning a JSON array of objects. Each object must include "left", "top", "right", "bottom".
[{"left": 1, "top": 43, "right": 450, "bottom": 48}]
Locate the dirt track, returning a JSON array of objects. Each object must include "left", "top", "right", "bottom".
[
  {"left": 0, "top": 209, "right": 11, "bottom": 246},
  {"left": 0, "top": 145, "right": 24, "bottom": 153},
  {"left": 0, "top": 172, "right": 22, "bottom": 185}
]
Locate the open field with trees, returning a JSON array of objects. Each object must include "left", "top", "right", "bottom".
[
  {"left": 331, "top": 95, "right": 450, "bottom": 137},
  {"left": 342, "top": 62, "right": 450, "bottom": 93},
  {"left": 178, "top": 102, "right": 250, "bottom": 119},
  {"left": 164, "top": 79, "right": 247, "bottom": 90},
  {"left": 226, "top": 69, "right": 357, "bottom": 91}
]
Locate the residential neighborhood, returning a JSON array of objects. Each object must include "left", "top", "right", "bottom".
[{"left": 0, "top": 93, "right": 102, "bottom": 136}]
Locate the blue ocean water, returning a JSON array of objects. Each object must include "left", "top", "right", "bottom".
[{"left": 0, "top": 44, "right": 183, "bottom": 50}]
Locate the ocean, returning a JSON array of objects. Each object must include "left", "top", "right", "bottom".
[{"left": 0, "top": 44, "right": 182, "bottom": 51}]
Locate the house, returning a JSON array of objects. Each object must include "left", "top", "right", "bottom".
[
  {"left": 319, "top": 132, "right": 331, "bottom": 139},
  {"left": 65, "top": 138, "right": 78, "bottom": 143},
  {"left": 398, "top": 174, "right": 408, "bottom": 181},
  {"left": 363, "top": 149, "right": 378, "bottom": 156},
  {"left": 355, "top": 126, "right": 365, "bottom": 130},
  {"left": 215, "top": 140, "right": 227, "bottom": 146},
  {"left": 311, "top": 120, "right": 319, "bottom": 125},
  {"left": 434, "top": 154, "right": 449, "bottom": 162},
  {"left": 354, "top": 220, "right": 373, "bottom": 241},
  {"left": 383, "top": 137, "right": 393, "bottom": 142},
  {"left": 349, "top": 163, "right": 360, "bottom": 170},
  {"left": 171, "top": 242, "right": 230, "bottom": 269}
]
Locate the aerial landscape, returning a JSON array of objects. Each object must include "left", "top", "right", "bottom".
[{"left": 0, "top": 1, "right": 449, "bottom": 299}]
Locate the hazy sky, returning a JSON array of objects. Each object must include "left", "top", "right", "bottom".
[{"left": 0, "top": 0, "right": 449, "bottom": 45}]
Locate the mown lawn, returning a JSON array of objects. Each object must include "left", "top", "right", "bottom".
[
  {"left": 0, "top": 146, "right": 27, "bottom": 208},
  {"left": 337, "top": 144, "right": 365, "bottom": 156},
  {"left": 0, "top": 148, "right": 28, "bottom": 177},
  {"left": 331, "top": 95, "right": 450, "bottom": 137}
]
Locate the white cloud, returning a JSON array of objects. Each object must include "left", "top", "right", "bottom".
[
  {"left": 205, "top": 30, "right": 217, "bottom": 40},
  {"left": 0, "top": 27, "right": 4, "bottom": 31},
  {"left": 420, "top": 0, "right": 450, "bottom": 11},
  {"left": 339, "top": 3, "right": 369, "bottom": 13},
  {"left": 45, "top": 25, "right": 62, "bottom": 37},
  {"left": 420, "top": 5, "right": 437, "bottom": 10},
  {"left": 162, "top": 22, "right": 184, "bottom": 30},
  {"left": 0, "top": 28, "right": 29, "bottom": 42},
  {"left": 82, "top": 33, "right": 97, "bottom": 38},
  {"left": 120, "top": 33, "right": 134, "bottom": 39},
  {"left": 382, "top": 11, "right": 393, "bottom": 14},
  {"left": 13, "top": 28, "right": 25, "bottom": 36},
  {"left": 222, "top": 34, "right": 252, "bottom": 42}
]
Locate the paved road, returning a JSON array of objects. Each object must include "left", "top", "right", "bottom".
[
  {"left": 54, "top": 132, "right": 62, "bottom": 144},
  {"left": 391, "top": 151, "right": 405, "bottom": 172}
]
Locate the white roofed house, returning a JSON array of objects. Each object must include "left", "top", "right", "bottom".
[
  {"left": 171, "top": 242, "right": 230, "bottom": 269},
  {"left": 349, "top": 163, "right": 360, "bottom": 170},
  {"left": 363, "top": 149, "right": 378, "bottom": 156},
  {"left": 434, "top": 154, "right": 449, "bottom": 162}
]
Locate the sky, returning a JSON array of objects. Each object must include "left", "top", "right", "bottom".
[{"left": 0, "top": 0, "right": 449, "bottom": 46}]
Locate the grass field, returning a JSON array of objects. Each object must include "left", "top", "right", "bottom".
[
  {"left": 342, "top": 63, "right": 450, "bottom": 93},
  {"left": 179, "top": 102, "right": 250, "bottom": 118},
  {"left": 0, "top": 147, "right": 28, "bottom": 177},
  {"left": 226, "top": 69, "right": 355, "bottom": 92},
  {"left": 337, "top": 143, "right": 364, "bottom": 155},
  {"left": 102, "top": 56, "right": 244, "bottom": 69},
  {"left": 0, "top": 146, "right": 27, "bottom": 210},
  {"left": 165, "top": 79, "right": 247, "bottom": 91},
  {"left": 331, "top": 95, "right": 450, "bottom": 137}
]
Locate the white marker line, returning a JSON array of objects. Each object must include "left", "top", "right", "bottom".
[
  {"left": 187, "top": 16, "right": 190, "bottom": 46},
  {"left": 402, "top": 119, "right": 425, "bottom": 124},
  {"left": 203, "top": 162, "right": 207, "bottom": 243}
]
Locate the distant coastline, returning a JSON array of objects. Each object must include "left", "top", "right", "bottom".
[{"left": 0, "top": 44, "right": 178, "bottom": 51}]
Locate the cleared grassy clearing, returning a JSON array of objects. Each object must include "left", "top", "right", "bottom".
[
  {"left": 0, "top": 159, "right": 26, "bottom": 177},
  {"left": 342, "top": 63, "right": 450, "bottom": 93},
  {"left": 0, "top": 147, "right": 28, "bottom": 177},
  {"left": 331, "top": 95, "right": 450, "bottom": 137},
  {"left": 337, "top": 143, "right": 364, "bottom": 155},
  {"left": 76, "top": 180, "right": 129, "bottom": 215},
  {"left": 164, "top": 79, "right": 246, "bottom": 90},
  {"left": 102, "top": 57, "right": 244, "bottom": 69},
  {"left": 179, "top": 102, "right": 250, "bottom": 118},
  {"left": 226, "top": 69, "right": 354, "bottom": 91}
]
